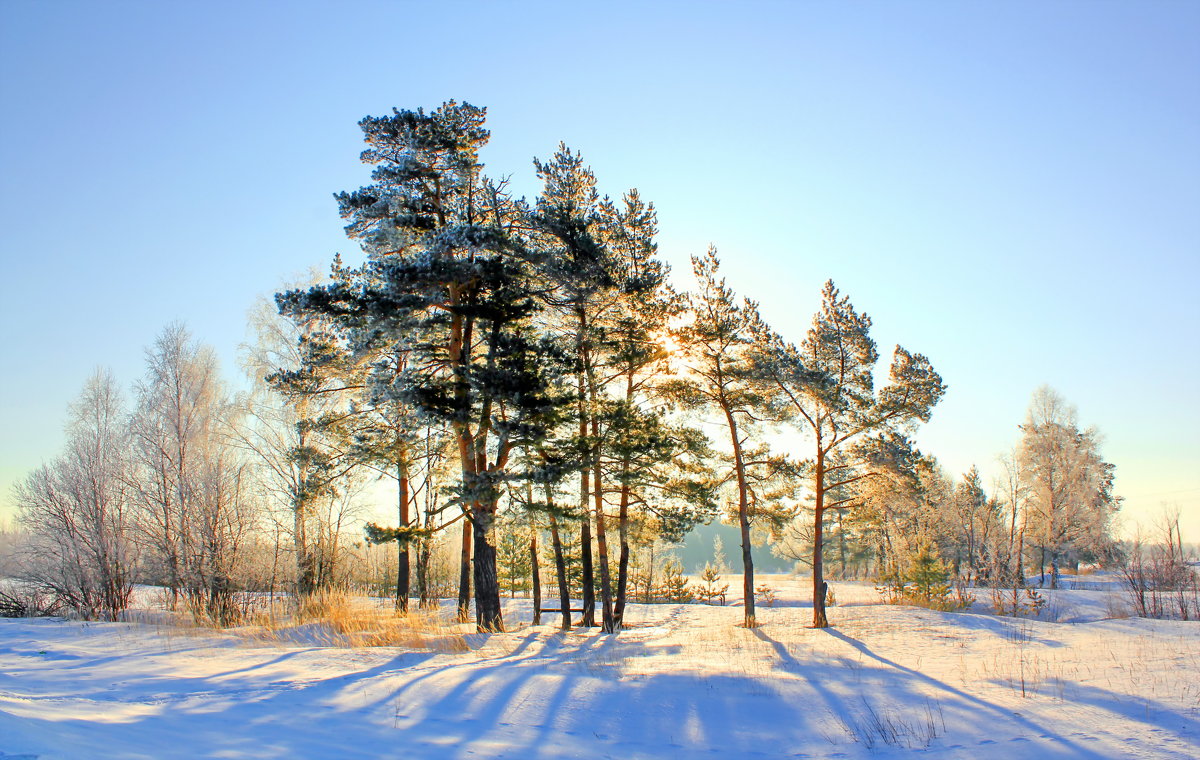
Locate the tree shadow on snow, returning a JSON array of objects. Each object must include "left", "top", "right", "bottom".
[{"left": 6, "top": 621, "right": 1175, "bottom": 759}]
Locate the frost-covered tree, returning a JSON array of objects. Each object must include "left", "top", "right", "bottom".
[
  {"left": 532, "top": 143, "right": 618, "bottom": 629},
  {"left": 15, "top": 370, "right": 136, "bottom": 620},
  {"left": 949, "top": 466, "right": 1002, "bottom": 583},
  {"left": 1018, "top": 386, "right": 1119, "bottom": 588},
  {"left": 234, "top": 297, "right": 362, "bottom": 598},
  {"left": 994, "top": 448, "right": 1031, "bottom": 587},
  {"left": 129, "top": 323, "right": 256, "bottom": 623}
]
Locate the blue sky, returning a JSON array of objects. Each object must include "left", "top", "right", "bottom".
[{"left": 2, "top": 1, "right": 1197, "bottom": 536}]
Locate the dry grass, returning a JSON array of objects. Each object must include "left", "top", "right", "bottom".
[
  {"left": 244, "top": 591, "right": 471, "bottom": 651},
  {"left": 131, "top": 590, "right": 471, "bottom": 652},
  {"left": 829, "top": 696, "right": 945, "bottom": 750}
]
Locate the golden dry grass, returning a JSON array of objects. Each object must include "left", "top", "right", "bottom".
[
  {"left": 285, "top": 590, "right": 469, "bottom": 651},
  {"left": 155, "top": 590, "right": 471, "bottom": 652}
]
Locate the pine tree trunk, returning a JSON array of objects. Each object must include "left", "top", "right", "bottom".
[
  {"left": 396, "top": 468, "right": 410, "bottom": 612},
  {"left": 295, "top": 497, "right": 316, "bottom": 599},
  {"left": 812, "top": 506, "right": 828, "bottom": 627},
  {"left": 576, "top": 308, "right": 596, "bottom": 628},
  {"left": 549, "top": 514, "right": 571, "bottom": 631},
  {"left": 812, "top": 448, "right": 829, "bottom": 628},
  {"left": 580, "top": 517, "right": 595, "bottom": 626},
  {"left": 614, "top": 473, "right": 632, "bottom": 629},
  {"left": 531, "top": 531, "right": 542, "bottom": 626},
  {"left": 613, "top": 374, "right": 635, "bottom": 629},
  {"left": 472, "top": 513, "right": 503, "bottom": 632},
  {"left": 721, "top": 401, "right": 756, "bottom": 628},
  {"left": 592, "top": 415, "right": 615, "bottom": 633},
  {"left": 458, "top": 518, "right": 472, "bottom": 623}
]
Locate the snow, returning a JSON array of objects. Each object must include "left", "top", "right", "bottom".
[{"left": 2, "top": 575, "right": 1198, "bottom": 759}]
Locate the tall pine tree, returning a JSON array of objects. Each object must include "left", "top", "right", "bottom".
[
  {"left": 280, "top": 102, "right": 561, "bottom": 632},
  {"left": 756, "top": 281, "right": 945, "bottom": 627}
]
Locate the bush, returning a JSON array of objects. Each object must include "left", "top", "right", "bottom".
[
  {"left": 1121, "top": 526, "right": 1199, "bottom": 620},
  {"left": 989, "top": 585, "right": 1045, "bottom": 617},
  {"left": 754, "top": 584, "right": 776, "bottom": 607},
  {"left": 0, "top": 582, "right": 66, "bottom": 618}
]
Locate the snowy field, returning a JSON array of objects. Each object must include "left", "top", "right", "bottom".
[{"left": 2, "top": 575, "right": 1198, "bottom": 759}]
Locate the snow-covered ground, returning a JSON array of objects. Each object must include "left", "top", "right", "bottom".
[{"left": 2, "top": 575, "right": 1197, "bottom": 759}]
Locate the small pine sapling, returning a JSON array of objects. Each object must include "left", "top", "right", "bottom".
[
  {"left": 1024, "top": 587, "right": 1046, "bottom": 616},
  {"left": 754, "top": 584, "right": 777, "bottom": 607},
  {"left": 658, "top": 556, "right": 695, "bottom": 603},
  {"left": 875, "top": 563, "right": 907, "bottom": 604},
  {"left": 907, "top": 542, "right": 951, "bottom": 603},
  {"left": 877, "top": 542, "right": 971, "bottom": 612},
  {"left": 698, "top": 563, "right": 729, "bottom": 605}
]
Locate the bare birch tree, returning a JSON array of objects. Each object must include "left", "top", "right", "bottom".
[{"left": 15, "top": 369, "right": 136, "bottom": 619}]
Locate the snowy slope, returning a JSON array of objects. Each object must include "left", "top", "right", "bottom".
[{"left": 1, "top": 575, "right": 1197, "bottom": 759}]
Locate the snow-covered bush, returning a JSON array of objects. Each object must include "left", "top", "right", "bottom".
[{"left": 1120, "top": 518, "right": 1199, "bottom": 620}]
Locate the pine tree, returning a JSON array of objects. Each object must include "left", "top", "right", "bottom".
[
  {"left": 671, "top": 248, "right": 782, "bottom": 628},
  {"left": 597, "top": 191, "right": 716, "bottom": 628},
  {"left": 280, "top": 102, "right": 563, "bottom": 632},
  {"left": 244, "top": 295, "right": 363, "bottom": 600},
  {"left": 342, "top": 329, "right": 453, "bottom": 612},
  {"left": 906, "top": 541, "right": 950, "bottom": 603},
  {"left": 658, "top": 555, "right": 694, "bottom": 603},
  {"left": 495, "top": 517, "right": 532, "bottom": 598},
  {"left": 756, "top": 281, "right": 946, "bottom": 627},
  {"left": 532, "top": 150, "right": 715, "bottom": 633},
  {"left": 532, "top": 144, "right": 616, "bottom": 629}
]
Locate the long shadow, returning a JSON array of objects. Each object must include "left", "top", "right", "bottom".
[
  {"left": 751, "top": 627, "right": 862, "bottom": 729},
  {"left": 7, "top": 615, "right": 1162, "bottom": 759},
  {"left": 894, "top": 608, "right": 1070, "bottom": 647},
  {"left": 382, "top": 629, "right": 574, "bottom": 712},
  {"left": 1064, "top": 681, "right": 1200, "bottom": 738},
  {"left": 395, "top": 630, "right": 806, "bottom": 755},
  {"left": 822, "top": 627, "right": 1108, "bottom": 758},
  {"left": 386, "top": 627, "right": 651, "bottom": 753}
]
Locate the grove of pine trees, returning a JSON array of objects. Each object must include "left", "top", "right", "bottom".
[{"left": 7, "top": 101, "right": 1123, "bottom": 631}]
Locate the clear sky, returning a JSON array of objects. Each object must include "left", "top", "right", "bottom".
[{"left": 2, "top": 1, "right": 1197, "bottom": 537}]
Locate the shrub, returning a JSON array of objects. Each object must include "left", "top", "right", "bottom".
[
  {"left": 754, "top": 584, "right": 776, "bottom": 607},
  {"left": 0, "top": 582, "right": 66, "bottom": 618},
  {"left": 1121, "top": 528, "right": 1199, "bottom": 620}
]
